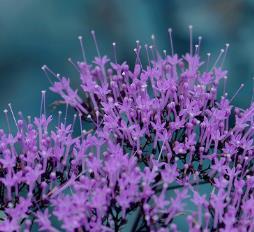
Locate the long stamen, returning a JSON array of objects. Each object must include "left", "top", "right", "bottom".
[
  {"left": 40, "top": 90, "right": 46, "bottom": 117},
  {"left": 41, "top": 65, "right": 53, "bottom": 84},
  {"left": 58, "top": 111, "right": 62, "bottom": 127},
  {"left": 230, "top": 83, "right": 244, "bottom": 102},
  {"left": 198, "top": 36, "right": 202, "bottom": 52},
  {"left": 68, "top": 58, "right": 80, "bottom": 73},
  {"left": 168, "top": 28, "right": 174, "bottom": 56},
  {"left": 221, "top": 43, "right": 230, "bottom": 68},
  {"left": 206, "top": 53, "right": 211, "bottom": 71},
  {"left": 223, "top": 76, "right": 228, "bottom": 96},
  {"left": 163, "top": 50, "right": 167, "bottom": 58},
  {"left": 112, "top": 42, "right": 117, "bottom": 63},
  {"left": 64, "top": 104, "right": 69, "bottom": 126},
  {"left": 149, "top": 45, "right": 155, "bottom": 61},
  {"left": 27, "top": 115, "right": 31, "bottom": 124},
  {"left": 144, "top": 44, "right": 151, "bottom": 67},
  {"left": 78, "top": 36, "right": 87, "bottom": 62},
  {"left": 72, "top": 114, "right": 77, "bottom": 132},
  {"left": 194, "top": 45, "right": 199, "bottom": 55},
  {"left": 79, "top": 113, "right": 83, "bottom": 134},
  {"left": 158, "top": 140, "right": 165, "bottom": 161},
  {"left": 151, "top": 34, "right": 159, "bottom": 60},
  {"left": 41, "top": 65, "right": 59, "bottom": 80},
  {"left": 134, "top": 43, "right": 143, "bottom": 69},
  {"left": 189, "top": 25, "right": 193, "bottom": 56},
  {"left": 4, "top": 109, "right": 10, "bottom": 134},
  {"left": 8, "top": 103, "right": 18, "bottom": 131},
  {"left": 211, "top": 49, "right": 224, "bottom": 70},
  {"left": 91, "top": 30, "right": 101, "bottom": 58}
]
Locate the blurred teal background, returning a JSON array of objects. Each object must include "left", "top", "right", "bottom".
[
  {"left": 0, "top": 0, "right": 253, "bottom": 123},
  {"left": 0, "top": 1, "right": 253, "bottom": 230}
]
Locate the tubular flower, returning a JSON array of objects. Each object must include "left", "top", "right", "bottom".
[{"left": 0, "top": 27, "right": 253, "bottom": 231}]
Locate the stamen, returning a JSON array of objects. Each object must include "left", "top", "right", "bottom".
[
  {"left": 212, "top": 49, "right": 224, "bottom": 70},
  {"left": 157, "top": 140, "right": 165, "bottom": 161},
  {"left": 72, "top": 114, "right": 77, "bottom": 131},
  {"left": 149, "top": 45, "right": 155, "bottom": 61},
  {"left": 79, "top": 113, "right": 83, "bottom": 134},
  {"left": 151, "top": 34, "right": 156, "bottom": 48},
  {"left": 136, "top": 40, "right": 140, "bottom": 48},
  {"left": 8, "top": 103, "right": 18, "bottom": 130},
  {"left": 41, "top": 65, "right": 53, "bottom": 84},
  {"left": 134, "top": 45, "right": 143, "bottom": 69},
  {"left": 144, "top": 44, "right": 151, "bottom": 67},
  {"left": 27, "top": 115, "right": 31, "bottom": 124},
  {"left": 198, "top": 36, "right": 202, "bottom": 52},
  {"left": 206, "top": 53, "right": 211, "bottom": 71},
  {"left": 41, "top": 65, "right": 59, "bottom": 80},
  {"left": 194, "top": 45, "right": 199, "bottom": 55},
  {"left": 64, "top": 104, "right": 69, "bottom": 126},
  {"left": 68, "top": 58, "right": 80, "bottom": 73},
  {"left": 3, "top": 109, "right": 10, "bottom": 134},
  {"left": 189, "top": 25, "right": 193, "bottom": 56},
  {"left": 223, "top": 76, "right": 228, "bottom": 96},
  {"left": 58, "top": 111, "right": 62, "bottom": 127},
  {"left": 168, "top": 28, "right": 174, "bottom": 56},
  {"left": 221, "top": 43, "right": 230, "bottom": 68},
  {"left": 112, "top": 42, "right": 117, "bottom": 63},
  {"left": 91, "top": 30, "right": 101, "bottom": 58},
  {"left": 78, "top": 36, "right": 87, "bottom": 62},
  {"left": 163, "top": 50, "right": 167, "bottom": 58},
  {"left": 40, "top": 90, "right": 46, "bottom": 117},
  {"left": 151, "top": 34, "right": 159, "bottom": 59},
  {"left": 230, "top": 83, "right": 244, "bottom": 102}
]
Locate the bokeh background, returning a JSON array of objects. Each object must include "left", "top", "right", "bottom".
[
  {"left": 0, "top": 0, "right": 253, "bottom": 230},
  {"left": 0, "top": 0, "right": 254, "bottom": 122}
]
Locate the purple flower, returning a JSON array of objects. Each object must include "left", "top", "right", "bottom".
[{"left": 0, "top": 27, "right": 253, "bottom": 231}]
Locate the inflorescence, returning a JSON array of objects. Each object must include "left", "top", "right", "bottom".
[{"left": 0, "top": 26, "right": 254, "bottom": 231}]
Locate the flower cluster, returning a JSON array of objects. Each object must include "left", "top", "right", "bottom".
[{"left": 0, "top": 28, "right": 254, "bottom": 231}]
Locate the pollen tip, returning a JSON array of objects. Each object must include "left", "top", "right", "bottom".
[{"left": 78, "top": 35, "right": 82, "bottom": 40}]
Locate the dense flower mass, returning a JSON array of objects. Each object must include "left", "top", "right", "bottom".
[{"left": 0, "top": 28, "right": 254, "bottom": 231}]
